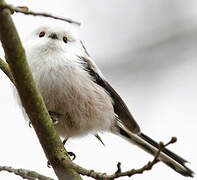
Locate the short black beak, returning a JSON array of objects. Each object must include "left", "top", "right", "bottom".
[{"left": 48, "top": 33, "right": 58, "bottom": 39}]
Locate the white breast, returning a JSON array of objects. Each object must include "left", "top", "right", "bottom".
[{"left": 25, "top": 45, "right": 115, "bottom": 138}]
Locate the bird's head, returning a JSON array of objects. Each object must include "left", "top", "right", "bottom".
[{"left": 25, "top": 21, "right": 84, "bottom": 56}]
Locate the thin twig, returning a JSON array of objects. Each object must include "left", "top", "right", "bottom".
[
  {"left": 65, "top": 137, "right": 177, "bottom": 180},
  {"left": 0, "top": 166, "right": 54, "bottom": 180},
  {"left": 0, "top": 57, "right": 14, "bottom": 83},
  {"left": 0, "top": 4, "right": 81, "bottom": 25}
]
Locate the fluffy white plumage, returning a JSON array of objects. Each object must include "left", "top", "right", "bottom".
[{"left": 24, "top": 22, "right": 115, "bottom": 137}]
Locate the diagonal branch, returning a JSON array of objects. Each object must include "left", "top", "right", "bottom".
[
  {"left": 0, "top": 0, "right": 82, "bottom": 180},
  {"left": 0, "top": 4, "right": 81, "bottom": 25},
  {"left": 0, "top": 166, "right": 54, "bottom": 180}
]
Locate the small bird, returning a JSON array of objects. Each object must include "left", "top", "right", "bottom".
[{"left": 18, "top": 21, "right": 193, "bottom": 177}]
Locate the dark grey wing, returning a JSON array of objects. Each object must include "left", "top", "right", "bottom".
[
  {"left": 103, "top": 80, "right": 140, "bottom": 134},
  {"left": 78, "top": 54, "right": 140, "bottom": 134}
]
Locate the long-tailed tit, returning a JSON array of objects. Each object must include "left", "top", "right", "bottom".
[{"left": 16, "top": 22, "right": 193, "bottom": 177}]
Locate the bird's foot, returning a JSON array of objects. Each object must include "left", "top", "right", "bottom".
[
  {"left": 29, "top": 121, "right": 32, "bottom": 128},
  {"left": 62, "top": 138, "right": 76, "bottom": 160},
  {"left": 63, "top": 138, "right": 68, "bottom": 145},
  {"left": 68, "top": 151, "right": 76, "bottom": 161},
  {"left": 48, "top": 111, "right": 60, "bottom": 125},
  {"left": 47, "top": 161, "right": 51, "bottom": 168},
  {"left": 50, "top": 115, "right": 59, "bottom": 125}
]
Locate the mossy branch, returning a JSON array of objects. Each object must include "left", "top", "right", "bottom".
[{"left": 0, "top": 0, "right": 82, "bottom": 180}]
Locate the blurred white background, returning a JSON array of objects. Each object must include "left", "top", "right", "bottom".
[{"left": 0, "top": 0, "right": 196, "bottom": 179}]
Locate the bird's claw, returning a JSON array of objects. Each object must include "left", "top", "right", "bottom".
[
  {"left": 47, "top": 161, "right": 51, "bottom": 168},
  {"left": 62, "top": 138, "right": 76, "bottom": 160},
  {"left": 29, "top": 121, "right": 32, "bottom": 128},
  {"left": 68, "top": 151, "right": 76, "bottom": 161},
  {"left": 51, "top": 115, "right": 59, "bottom": 125},
  {"left": 48, "top": 111, "right": 60, "bottom": 125}
]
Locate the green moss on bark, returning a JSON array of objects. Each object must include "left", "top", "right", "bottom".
[{"left": 0, "top": 1, "right": 82, "bottom": 179}]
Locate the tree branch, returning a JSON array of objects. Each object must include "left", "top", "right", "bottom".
[
  {"left": 0, "top": 4, "right": 81, "bottom": 25},
  {"left": 0, "top": 57, "right": 14, "bottom": 83},
  {"left": 63, "top": 137, "right": 177, "bottom": 180},
  {"left": 0, "top": 166, "right": 54, "bottom": 180},
  {"left": 0, "top": 0, "right": 82, "bottom": 180}
]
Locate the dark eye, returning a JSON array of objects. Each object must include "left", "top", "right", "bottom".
[
  {"left": 63, "top": 35, "right": 68, "bottom": 43},
  {"left": 39, "top": 31, "right": 45, "bottom": 38}
]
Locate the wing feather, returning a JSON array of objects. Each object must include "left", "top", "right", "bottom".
[{"left": 78, "top": 53, "right": 140, "bottom": 134}]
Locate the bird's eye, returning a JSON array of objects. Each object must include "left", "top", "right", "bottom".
[
  {"left": 63, "top": 35, "right": 68, "bottom": 43},
  {"left": 39, "top": 31, "right": 45, "bottom": 38}
]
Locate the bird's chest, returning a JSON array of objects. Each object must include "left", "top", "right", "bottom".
[
  {"left": 29, "top": 55, "right": 89, "bottom": 111},
  {"left": 25, "top": 52, "right": 114, "bottom": 137}
]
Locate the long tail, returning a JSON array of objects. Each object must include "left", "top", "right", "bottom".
[{"left": 112, "top": 121, "right": 194, "bottom": 177}]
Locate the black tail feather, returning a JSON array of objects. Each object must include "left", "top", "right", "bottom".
[
  {"left": 138, "top": 133, "right": 194, "bottom": 177},
  {"left": 139, "top": 133, "right": 188, "bottom": 164}
]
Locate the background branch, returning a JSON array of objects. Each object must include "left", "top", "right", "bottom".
[
  {"left": 0, "top": 4, "right": 81, "bottom": 25},
  {"left": 0, "top": 166, "right": 54, "bottom": 180}
]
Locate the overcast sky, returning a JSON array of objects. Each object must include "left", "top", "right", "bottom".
[{"left": 0, "top": 0, "right": 197, "bottom": 180}]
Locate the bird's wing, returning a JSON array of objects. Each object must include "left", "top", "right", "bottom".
[
  {"left": 78, "top": 43, "right": 140, "bottom": 134},
  {"left": 102, "top": 79, "right": 140, "bottom": 134}
]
